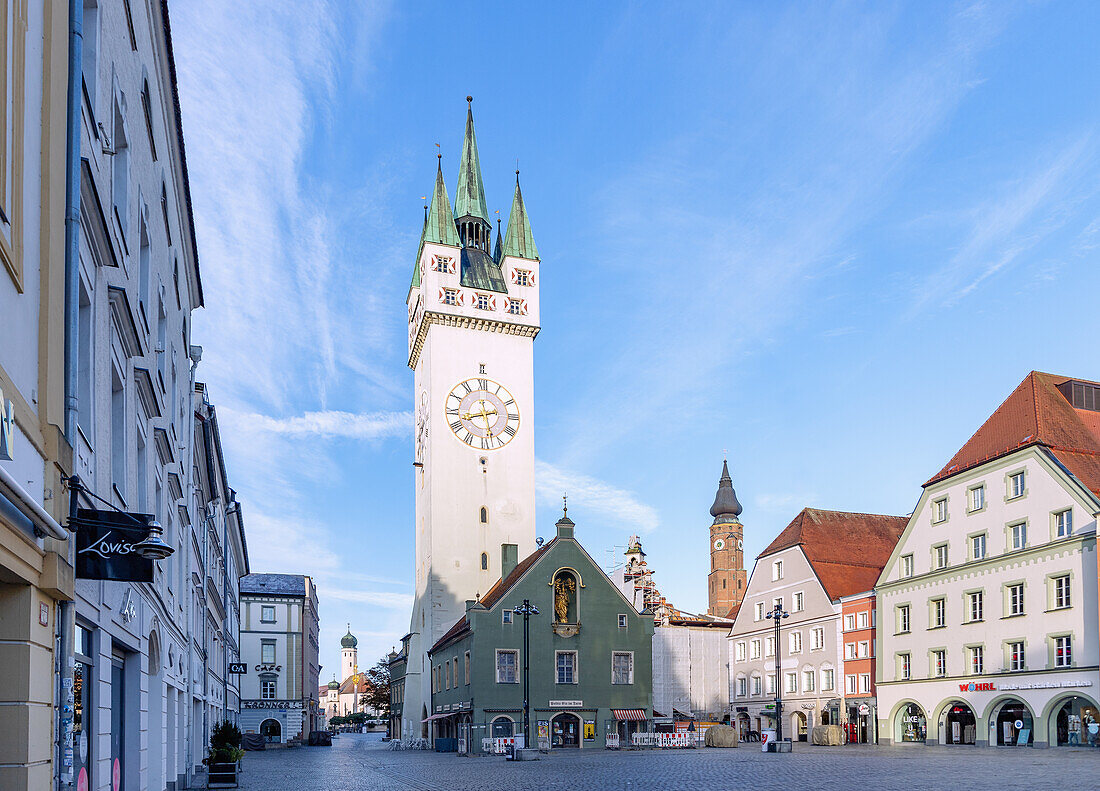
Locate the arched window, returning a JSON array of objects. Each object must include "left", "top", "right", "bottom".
[
  {"left": 552, "top": 570, "right": 578, "bottom": 623},
  {"left": 481, "top": 553, "right": 488, "bottom": 570},
  {"left": 480, "top": 507, "right": 488, "bottom": 524}
]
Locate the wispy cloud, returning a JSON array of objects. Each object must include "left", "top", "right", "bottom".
[
  {"left": 320, "top": 589, "right": 414, "bottom": 610},
  {"left": 227, "top": 409, "right": 411, "bottom": 441},
  {"left": 534, "top": 460, "right": 659, "bottom": 534},
  {"left": 910, "top": 134, "right": 1095, "bottom": 315}
]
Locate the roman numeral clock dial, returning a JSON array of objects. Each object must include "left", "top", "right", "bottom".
[{"left": 446, "top": 377, "right": 520, "bottom": 450}]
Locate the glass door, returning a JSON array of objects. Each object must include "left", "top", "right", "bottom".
[{"left": 111, "top": 659, "right": 125, "bottom": 791}]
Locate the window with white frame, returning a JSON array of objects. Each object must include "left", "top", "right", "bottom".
[
  {"left": 789, "top": 632, "right": 802, "bottom": 654},
  {"left": 612, "top": 652, "right": 634, "bottom": 684},
  {"left": 765, "top": 674, "right": 776, "bottom": 695},
  {"left": 261, "top": 640, "right": 276, "bottom": 664},
  {"left": 750, "top": 639, "right": 761, "bottom": 660},
  {"left": 755, "top": 602, "right": 765, "bottom": 621},
  {"left": 969, "top": 646, "right": 983, "bottom": 675},
  {"left": 1007, "top": 583, "right": 1025, "bottom": 616},
  {"left": 901, "top": 555, "right": 914, "bottom": 578},
  {"left": 502, "top": 609, "right": 513, "bottom": 624},
  {"left": 1055, "top": 636, "right": 1072, "bottom": 668},
  {"left": 968, "top": 591, "right": 983, "bottom": 622},
  {"left": 857, "top": 611, "right": 868, "bottom": 629},
  {"left": 765, "top": 636, "right": 775, "bottom": 657},
  {"left": 859, "top": 674, "right": 870, "bottom": 694},
  {"left": 803, "top": 670, "right": 815, "bottom": 692},
  {"left": 898, "top": 605, "right": 911, "bottom": 634},
  {"left": 1055, "top": 509, "right": 1073, "bottom": 538},
  {"left": 846, "top": 674, "right": 857, "bottom": 694},
  {"left": 514, "top": 269, "right": 531, "bottom": 286},
  {"left": 844, "top": 614, "right": 855, "bottom": 631},
  {"left": 931, "top": 598, "right": 946, "bottom": 628},
  {"left": 933, "top": 497, "right": 948, "bottom": 523},
  {"left": 772, "top": 560, "right": 783, "bottom": 581},
  {"left": 1053, "top": 575, "right": 1071, "bottom": 609},
  {"left": 431, "top": 255, "right": 454, "bottom": 273},
  {"left": 971, "top": 533, "right": 987, "bottom": 560},
  {"left": 736, "top": 676, "right": 747, "bottom": 697},
  {"left": 751, "top": 675, "right": 762, "bottom": 696},
  {"left": 858, "top": 641, "right": 869, "bottom": 658},
  {"left": 1009, "top": 521, "right": 1027, "bottom": 550},
  {"left": 845, "top": 643, "right": 856, "bottom": 660},
  {"left": 793, "top": 591, "right": 804, "bottom": 612},
  {"left": 507, "top": 298, "right": 523, "bottom": 315},
  {"left": 496, "top": 650, "right": 518, "bottom": 683},
  {"left": 899, "top": 653, "right": 911, "bottom": 680},
  {"left": 618, "top": 614, "right": 628, "bottom": 628},
  {"left": 556, "top": 651, "right": 577, "bottom": 684},
  {"left": 785, "top": 673, "right": 797, "bottom": 694},
  {"left": 260, "top": 605, "right": 275, "bottom": 623},
  {"left": 261, "top": 679, "right": 276, "bottom": 700},
  {"left": 735, "top": 641, "right": 746, "bottom": 662},
  {"left": 822, "top": 669, "right": 835, "bottom": 691},
  {"left": 1008, "top": 641, "right": 1025, "bottom": 671},
  {"left": 475, "top": 293, "right": 491, "bottom": 311},
  {"left": 1009, "top": 471, "right": 1025, "bottom": 498},
  {"left": 969, "top": 485, "right": 985, "bottom": 512},
  {"left": 933, "top": 649, "right": 946, "bottom": 677},
  {"left": 811, "top": 627, "right": 824, "bottom": 651},
  {"left": 934, "top": 544, "right": 948, "bottom": 569},
  {"left": 442, "top": 288, "right": 458, "bottom": 306}
]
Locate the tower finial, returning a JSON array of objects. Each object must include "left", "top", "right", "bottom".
[
  {"left": 563, "top": 492, "right": 568, "bottom": 516},
  {"left": 467, "top": 94, "right": 473, "bottom": 104}
]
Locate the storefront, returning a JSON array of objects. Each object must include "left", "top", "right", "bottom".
[
  {"left": 993, "top": 699, "right": 1034, "bottom": 746},
  {"left": 895, "top": 702, "right": 927, "bottom": 744},
  {"left": 1052, "top": 695, "right": 1100, "bottom": 747},
  {"left": 846, "top": 700, "right": 875, "bottom": 743},
  {"left": 612, "top": 709, "right": 648, "bottom": 743},
  {"left": 240, "top": 700, "right": 304, "bottom": 745},
  {"left": 941, "top": 701, "right": 976, "bottom": 745}
]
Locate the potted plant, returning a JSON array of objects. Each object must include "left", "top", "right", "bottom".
[{"left": 204, "top": 720, "right": 245, "bottom": 788}]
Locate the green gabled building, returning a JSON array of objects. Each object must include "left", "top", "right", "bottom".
[{"left": 424, "top": 512, "right": 654, "bottom": 752}]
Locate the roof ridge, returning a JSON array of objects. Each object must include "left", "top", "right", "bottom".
[{"left": 1031, "top": 372, "right": 1044, "bottom": 438}]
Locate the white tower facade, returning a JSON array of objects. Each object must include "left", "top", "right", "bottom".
[
  {"left": 402, "top": 99, "right": 541, "bottom": 735},
  {"left": 340, "top": 626, "right": 358, "bottom": 682}
]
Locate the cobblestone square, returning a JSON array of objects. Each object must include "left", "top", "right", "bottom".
[{"left": 231, "top": 733, "right": 1097, "bottom": 790}]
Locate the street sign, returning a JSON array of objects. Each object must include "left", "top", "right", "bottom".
[{"left": 228, "top": 663, "right": 247, "bottom": 674}]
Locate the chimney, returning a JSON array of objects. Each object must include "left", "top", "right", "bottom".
[
  {"left": 501, "top": 543, "right": 519, "bottom": 579},
  {"left": 465, "top": 599, "right": 478, "bottom": 612}
]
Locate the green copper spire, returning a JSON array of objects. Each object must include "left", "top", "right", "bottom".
[
  {"left": 454, "top": 96, "right": 490, "bottom": 223},
  {"left": 411, "top": 157, "right": 460, "bottom": 289},
  {"left": 501, "top": 171, "right": 539, "bottom": 261}
]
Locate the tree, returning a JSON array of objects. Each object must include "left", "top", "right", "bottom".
[{"left": 358, "top": 656, "right": 391, "bottom": 717}]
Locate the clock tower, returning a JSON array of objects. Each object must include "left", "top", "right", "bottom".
[
  {"left": 402, "top": 98, "right": 540, "bottom": 736},
  {"left": 707, "top": 460, "right": 746, "bottom": 617}
]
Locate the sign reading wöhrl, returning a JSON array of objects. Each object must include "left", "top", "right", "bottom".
[{"left": 74, "top": 508, "right": 154, "bottom": 582}]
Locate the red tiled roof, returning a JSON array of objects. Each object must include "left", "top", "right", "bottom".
[
  {"left": 724, "top": 602, "right": 742, "bottom": 621},
  {"left": 760, "top": 508, "right": 907, "bottom": 600},
  {"left": 429, "top": 540, "right": 555, "bottom": 654},
  {"left": 337, "top": 676, "right": 370, "bottom": 695},
  {"left": 925, "top": 371, "right": 1100, "bottom": 495}
]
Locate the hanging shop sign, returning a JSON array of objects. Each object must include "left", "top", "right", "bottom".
[
  {"left": 74, "top": 508, "right": 154, "bottom": 582},
  {"left": 228, "top": 663, "right": 247, "bottom": 674}
]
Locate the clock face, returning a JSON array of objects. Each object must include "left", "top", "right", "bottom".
[
  {"left": 713, "top": 538, "right": 725, "bottom": 551},
  {"left": 446, "top": 377, "right": 519, "bottom": 450},
  {"left": 737, "top": 539, "right": 743, "bottom": 551}
]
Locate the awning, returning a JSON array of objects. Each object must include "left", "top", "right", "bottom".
[
  {"left": 421, "top": 712, "right": 453, "bottom": 722},
  {"left": 612, "top": 709, "right": 647, "bottom": 721}
]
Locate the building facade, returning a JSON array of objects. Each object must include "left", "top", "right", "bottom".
[
  {"left": 402, "top": 98, "right": 542, "bottom": 737},
  {"left": 729, "top": 508, "right": 905, "bottom": 740},
  {"left": 876, "top": 372, "right": 1100, "bottom": 748},
  {"left": 840, "top": 591, "right": 878, "bottom": 742},
  {"left": 238, "top": 574, "right": 321, "bottom": 743},
  {"left": 0, "top": 2, "right": 74, "bottom": 788},
  {"left": 424, "top": 513, "right": 654, "bottom": 751}
]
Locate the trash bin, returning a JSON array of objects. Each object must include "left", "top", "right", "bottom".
[{"left": 761, "top": 730, "right": 775, "bottom": 752}]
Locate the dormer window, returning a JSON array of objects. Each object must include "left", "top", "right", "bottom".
[{"left": 432, "top": 255, "right": 454, "bottom": 274}]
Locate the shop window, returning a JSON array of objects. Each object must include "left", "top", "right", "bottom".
[
  {"left": 896, "top": 703, "right": 926, "bottom": 743},
  {"left": 996, "top": 702, "right": 1033, "bottom": 745},
  {"left": 1055, "top": 697, "right": 1097, "bottom": 746}
]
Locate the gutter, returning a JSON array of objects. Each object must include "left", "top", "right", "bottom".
[{"left": 0, "top": 464, "right": 67, "bottom": 539}]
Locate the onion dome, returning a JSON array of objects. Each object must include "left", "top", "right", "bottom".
[
  {"left": 327, "top": 678, "right": 339, "bottom": 690},
  {"left": 341, "top": 624, "right": 358, "bottom": 649},
  {"left": 710, "top": 460, "right": 743, "bottom": 522}
]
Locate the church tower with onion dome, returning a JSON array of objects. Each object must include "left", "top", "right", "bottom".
[
  {"left": 340, "top": 625, "right": 358, "bottom": 683},
  {"left": 708, "top": 460, "right": 747, "bottom": 617}
]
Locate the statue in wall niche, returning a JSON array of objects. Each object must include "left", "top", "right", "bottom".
[{"left": 554, "top": 574, "right": 575, "bottom": 623}]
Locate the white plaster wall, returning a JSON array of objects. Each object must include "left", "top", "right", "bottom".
[{"left": 653, "top": 626, "right": 730, "bottom": 719}]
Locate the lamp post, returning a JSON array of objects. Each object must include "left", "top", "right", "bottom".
[
  {"left": 765, "top": 602, "right": 789, "bottom": 748},
  {"left": 513, "top": 599, "right": 539, "bottom": 747}
]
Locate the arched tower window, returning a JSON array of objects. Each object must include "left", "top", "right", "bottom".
[
  {"left": 481, "top": 552, "right": 488, "bottom": 570},
  {"left": 480, "top": 507, "right": 488, "bottom": 524}
]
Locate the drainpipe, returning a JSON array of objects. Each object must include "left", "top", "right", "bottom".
[
  {"left": 183, "top": 347, "right": 200, "bottom": 788},
  {"left": 58, "top": 3, "right": 82, "bottom": 790}
]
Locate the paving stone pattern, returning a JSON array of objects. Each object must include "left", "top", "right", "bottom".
[{"left": 230, "top": 733, "right": 1096, "bottom": 791}]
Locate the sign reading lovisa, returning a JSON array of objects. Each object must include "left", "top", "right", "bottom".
[
  {"left": 959, "top": 682, "right": 996, "bottom": 692},
  {"left": 74, "top": 509, "right": 154, "bottom": 582}
]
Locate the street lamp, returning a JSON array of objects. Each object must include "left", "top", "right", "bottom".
[
  {"left": 765, "top": 602, "right": 789, "bottom": 749},
  {"left": 512, "top": 599, "right": 539, "bottom": 747}
]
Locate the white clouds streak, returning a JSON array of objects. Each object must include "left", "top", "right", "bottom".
[
  {"left": 534, "top": 460, "right": 659, "bottom": 534},
  {"left": 230, "top": 409, "right": 412, "bottom": 441}
]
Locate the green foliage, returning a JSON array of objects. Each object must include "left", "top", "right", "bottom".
[
  {"left": 329, "top": 715, "right": 347, "bottom": 727},
  {"left": 348, "top": 712, "right": 368, "bottom": 724},
  {"left": 203, "top": 720, "right": 244, "bottom": 766}
]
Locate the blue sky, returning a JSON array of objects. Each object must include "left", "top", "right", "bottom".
[{"left": 170, "top": 1, "right": 1100, "bottom": 682}]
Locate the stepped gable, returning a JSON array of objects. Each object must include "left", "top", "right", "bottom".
[
  {"left": 925, "top": 371, "right": 1100, "bottom": 495},
  {"left": 760, "top": 508, "right": 907, "bottom": 600}
]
